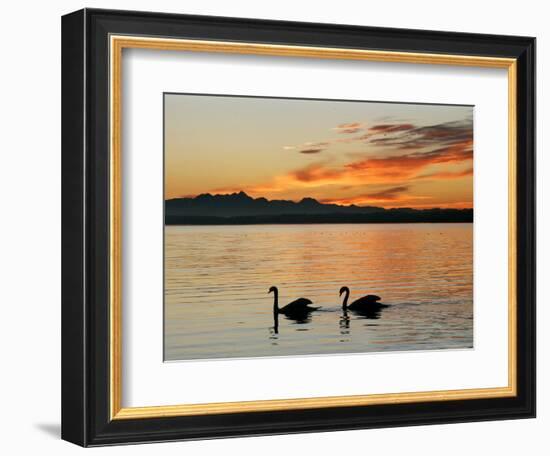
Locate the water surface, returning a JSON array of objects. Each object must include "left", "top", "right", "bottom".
[{"left": 164, "top": 223, "right": 473, "bottom": 361}]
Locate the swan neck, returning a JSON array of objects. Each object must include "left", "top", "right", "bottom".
[
  {"left": 342, "top": 288, "right": 350, "bottom": 309},
  {"left": 272, "top": 288, "right": 279, "bottom": 313}
]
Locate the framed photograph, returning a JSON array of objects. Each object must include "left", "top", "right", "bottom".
[{"left": 61, "top": 8, "right": 535, "bottom": 446}]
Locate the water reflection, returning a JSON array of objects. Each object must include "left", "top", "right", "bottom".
[
  {"left": 165, "top": 223, "right": 473, "bottom": 361},
  {"left": 339, "top": 309, "right": 350, "bottom": 329},
  {"left": 338, "top": 305, "right": 384, "bottom": 332},
  {"left": 271, "top": 307, "right": 316, "bottom": 335},
  {"left": 349, "top": 307, "right": 384, "bottom": 320},
  {"left": 272, "top": 303, "right": 389, "bottom": 348}
]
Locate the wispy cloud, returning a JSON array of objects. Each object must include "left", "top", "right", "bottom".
[
  {"left": 299, "top": 148, "right": 324, "bottom": 154},
  {"left": 364, "top": 119, "right": 473, "bottom": 151},
  {"left": 365, "top": 185, "right": 410, "bottom": 200},
  {"left": 284, "top": 118, "right": 472, "bottom": 158},
  {"left": 333, "top": 122, "right": 364, "bottom": 134},
  {"left": 297, "top": 142, "right": 331, "bottom": 154},
  {"left": 417, "top": 166, "right": 473, "bottom": 180},
  {"left": 368, "top": 123, "right": 415, "bottom": 133}
]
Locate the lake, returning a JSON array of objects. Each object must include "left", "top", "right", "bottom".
[{"left": 164, "top": 223, "right": 473, "bottom": 361}]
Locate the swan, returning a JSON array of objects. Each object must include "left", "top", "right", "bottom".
[
  {"left": 339, "top": 286, "right": 387, "bottom": 311},
  {"left": 269, "top": 286, "right": 319, "bottom": 318}
]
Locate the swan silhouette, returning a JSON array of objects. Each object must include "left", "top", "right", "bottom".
[
  {"left": 269, "top": 286, "right": 319, "bottom": 320},
  {"left": 339, "top": 286, "right": 388, "bottom": 312}
]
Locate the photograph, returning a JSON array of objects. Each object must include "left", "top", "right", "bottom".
[{"left": 164, "top": 94, "right": 474, "bottom": 361}]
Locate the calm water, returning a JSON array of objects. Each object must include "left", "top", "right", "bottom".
[{"left": 164, "top": 223, "right": 473, "bottom": 361}]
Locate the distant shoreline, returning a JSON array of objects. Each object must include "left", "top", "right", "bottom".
[
  {"left": 165, "top": 191, "right": 473, "bottom": 225},
  {"left": 166, "top": 212, "right": 473, "bottom": 225}
]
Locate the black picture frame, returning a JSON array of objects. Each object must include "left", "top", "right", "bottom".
[{"left": 62, "top": 8, "right": 535, "bottom": 447}]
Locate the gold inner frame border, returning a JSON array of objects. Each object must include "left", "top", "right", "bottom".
[{"left": 109, "top": 35, "right": 517, "bottom": 420}]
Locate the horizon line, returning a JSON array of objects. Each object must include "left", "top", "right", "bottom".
[{"left": 164, "top": 191, "right": 473, "bottom": 211}]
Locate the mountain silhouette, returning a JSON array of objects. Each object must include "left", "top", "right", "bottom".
[{"left": 165, "top": 192, "right": 473, "bottom": 225}]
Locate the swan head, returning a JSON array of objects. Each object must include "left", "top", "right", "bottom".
[
  {"left": 339, "top": 286, "right": 349, "bottom": 296},
  {"left": 268, "top": 286, "right": 277, "bottom": 294}
]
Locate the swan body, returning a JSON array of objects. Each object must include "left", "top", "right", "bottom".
[
  {"left": 269, "top": 286, "right": 319, "bottom": 317},
  {"left": 340, "top": 286, "right": 387, "bottom": 311}
]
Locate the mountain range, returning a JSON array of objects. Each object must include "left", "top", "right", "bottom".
[{"left": 165, "top": 191, "right": 473, "bottom": 225}]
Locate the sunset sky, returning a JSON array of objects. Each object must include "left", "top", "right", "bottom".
[{"left": 165, "top": 94, "right": 473, "bottom": 209}]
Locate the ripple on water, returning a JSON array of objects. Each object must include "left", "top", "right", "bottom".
[{"left": 164, "top": 223, "right": 473, "bottom": 361}]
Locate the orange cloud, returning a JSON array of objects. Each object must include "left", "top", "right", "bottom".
[
  {"left": 290, "top": 163, "right": 345, "bottom": 183},
  {"left": 365, "top": 185, "right": 410, "bottom": 200},
  {"left": 322, "top": 192, "right": 431, "bottom": 207},
  {"left": 347, "top": 139, "right": 473, "bottom": 179},
  {"left": 417, "top": 167, "right": 473, "bottom": 180}
]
